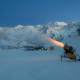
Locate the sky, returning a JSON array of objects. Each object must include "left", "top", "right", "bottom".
[{"left": 0, "top": 0, "right": 80, "bottom": 27}]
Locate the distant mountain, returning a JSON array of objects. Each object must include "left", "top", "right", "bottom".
[
  {"left": 0, "top": 21, "right": 80, "bottom": 48},
  {"left": 46, "top": 21, "right": 67, "bottom": 27},
  {"left": 46, "top": 21, "right": 80, "bottom": 41}
]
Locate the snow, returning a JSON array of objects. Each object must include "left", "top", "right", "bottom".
[
  {"left": 0, "top": 32, "right": 80, "bottom": 80},
  {"left": 0, "top": 21, "right": 80, "bottom": 47},
  {"left": 0, "top": 21, "right": 80, "bottom": 80},
  {"left": 0, "top": 47, "right": 80, "bottom": 80},
  {"left": 46, "top": 21, "right": 67, "bottom": 27},
  {"left": 14, "top": 25, "right": 24, "bottom": 29},
  {"left": 55, "top": 22, "right": 67, "bottom": 26}
]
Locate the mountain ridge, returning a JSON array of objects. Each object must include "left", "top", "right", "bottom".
[{"left": 0, "top": 21, "right": 80, "bottom": 48}]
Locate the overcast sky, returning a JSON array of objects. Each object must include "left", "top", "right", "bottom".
[{"left": 0, "top": 0, "right": 80, "bottom": 27}]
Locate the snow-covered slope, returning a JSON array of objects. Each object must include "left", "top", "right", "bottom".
[
  {"left": 0, "top": 34, "right": 80, "bottom": 80},
  {"left": 0, "top": 21, "right": 80, "bottom": 47}
]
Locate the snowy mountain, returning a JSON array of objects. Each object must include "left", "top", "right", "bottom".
[
  {"left": 46, "top": 21, "right": 67, "bottom": 27},
  {"left": 0, "top": 21, "right": 80, "bottom": 48}
]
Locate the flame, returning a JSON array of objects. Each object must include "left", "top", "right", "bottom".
[{"left": 49, "top": 38, "right": 64, "bottom": 47}]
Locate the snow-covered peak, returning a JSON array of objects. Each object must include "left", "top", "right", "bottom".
[
  {"left": 46, "top": 21, "right": 67, "bottom": 27},
  {"left": 55, "top": 22, "right": 67, "bottom": 26},
  {"left": 14, "top": 25, "right": 24, "bottom": 29},
  {"left": 36, "top": 25, "right": 43, "bottom": 28},
  {"left": 68, "top": 21, "right": 77, "bottom": 25},
  {"left": 0, "top": 27, "right": 3, "bottom": 31},
  {"left": 35, "top": 25, "right": 44, "bottom": 31}
]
